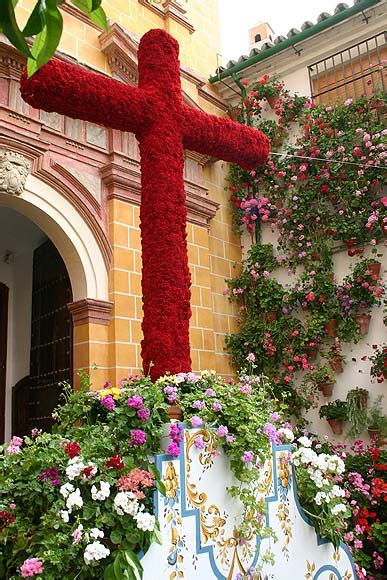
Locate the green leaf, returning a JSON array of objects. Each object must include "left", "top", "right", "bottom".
[
  {"left": 110, "top": 529, "right": 123, "bottom": 545},
  {"left": 88, "top": 6, "right": 107, "bottom": 31},
  {"left": 27, "top": 0, "right": 63, "bottom": 76},
  {"left": 23, "top": 0, "right": 46, "bottom": 37},
  {"left": 0, "top": 0, "right": 33, "bottom": 57},
  {"left": 104, "top": 563, "right": 117, "bottom": 580},
  {"left": 69, "top": 0, "right": 107, "bottom": 31},
  {"left": 123, "top": 550, "right": 143, "bottom": 580},
  {"left": 156, "top": 479, "right": 166, "bottom": 495},
  {"left": 152, "top": 526, "right": 163, "bottom": 545}
]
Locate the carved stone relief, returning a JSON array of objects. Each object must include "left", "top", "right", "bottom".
[{"left": 0, "top": 151, "right": 30, "bottom": 195}]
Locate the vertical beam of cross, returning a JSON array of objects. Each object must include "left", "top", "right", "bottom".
[{"left": 21, "top": 28, "right": 269, "bottom": 380}]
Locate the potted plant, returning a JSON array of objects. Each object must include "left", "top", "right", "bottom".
[
  {"left": 367, "top": 396, "right": 387, "bottom": 437},
  {"left": 319, "top": 399, "right": 348, "bottom": 434},
  {"left": 323, "top": 338, "right": 345, "bottom": 373},
  {"left": 248, "top": 74, "right": 283, "bottom": 108},
  {"left": 369, "top": 344, "right": 387, "bottom": 383},
  {"left": 304, "top": 365, "right": 335, "bottom": 397},
  {"left": 346, "top": 388, "right": 369, "bottom": 436}
]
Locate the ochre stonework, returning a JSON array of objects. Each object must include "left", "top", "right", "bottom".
[{"left": 3, "top": 0, "right": 243, "bottom": 386}]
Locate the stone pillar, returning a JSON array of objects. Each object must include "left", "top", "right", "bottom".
[{"left": 68, "top": 299, "right": 113, "bottom": 390}]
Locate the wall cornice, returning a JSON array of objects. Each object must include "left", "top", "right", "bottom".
[{"left": 68, "top": 298, "right": 114, "bottom": 326}]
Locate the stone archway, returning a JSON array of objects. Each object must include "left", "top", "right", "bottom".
[{"left": 0, "top": 150, "right": 113, "bottom": 439}]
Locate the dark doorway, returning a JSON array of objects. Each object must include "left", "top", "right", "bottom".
[
  {"left": 12, "top": 240, "right": 73, "bottom": 435},
  {"left": 0, "top": 282, "right": 8, "bottom": 444}
]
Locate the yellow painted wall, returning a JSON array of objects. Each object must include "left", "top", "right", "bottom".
[{"left": 16, "top": 0, "right": 241, "bottom": 382}]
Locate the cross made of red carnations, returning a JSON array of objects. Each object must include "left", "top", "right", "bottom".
[{"left": 21, "top": 29, "right": 269, "bottom": 380}]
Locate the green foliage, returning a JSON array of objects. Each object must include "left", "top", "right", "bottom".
[
  {"left": 319, "top": 399, "right": 348, "bottom": 420},
  {"left": 0, "top": 376, "right": 168, "bottom": 579},
  {"left": 346, "top": 388, "right": 369, "bottom": 436},
  {"left": 0, "top": 0, "right": 108, "bottom": 76}
]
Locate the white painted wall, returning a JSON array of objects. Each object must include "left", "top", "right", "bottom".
[{"left": 0, "top": 251, "right": 33, "bottom": 441}]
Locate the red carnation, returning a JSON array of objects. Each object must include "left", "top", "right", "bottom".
[
  {"left": 64, "top": 442, "right": 80, "bottom": 458},
  {"left": 320, "top": 184, "right": 329, "bottom": 194}
]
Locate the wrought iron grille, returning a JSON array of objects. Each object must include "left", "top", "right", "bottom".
[{"left": 308, "top": 32, "right": 386, "bottom": 104}]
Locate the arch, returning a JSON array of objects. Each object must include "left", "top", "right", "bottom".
[{"left": 0, "top": 174, "right": 109, "bottom": 302}]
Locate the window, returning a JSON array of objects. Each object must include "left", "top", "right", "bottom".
[
  {"left": 308, "top": 32, "right": 386, "bottom": 104},
  {"left": 254, "top": 33, "right": 261, "bottom": 43}
]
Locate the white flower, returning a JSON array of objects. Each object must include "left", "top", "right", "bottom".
[
  {"left": 314, "top": 492, "right": 327, "bottom": 505},
  {"left": 60, "top": 483, "right": 75, "bottom": 498},
  {"left": 91, "top": 481, "right": 110, "bottom": 501},
  {"left": 134, "top": 511, "right": 156, "bottom": 532},
  {"left": 331, "top": 503, "right": 347, "bottom": 515},
  {"left": 331, "top": 485, "right": 346, "bottom": 498},
  {"left": 66, "top": 488, "right": 83, "bottom": 511},
  {"left": 297, "top": 436, "right": 312, "bottom": 448},
  {"left": 84, "top": 541, "right": 110, "bottom": 565},
  {"left": 113, "top": 491, "right": 139, "bottom": 516},
  {"left": 60, "top": 509, "right": 70, "bottom": 523},
  {"left": 66, "top": 457, "right": 86, "bottom": 481},
  {"left": 278, "top": 428, "right": 294, "bottom": 442},
  {"left": 90, "top": 528, "right": 104, "bottom": 540}
]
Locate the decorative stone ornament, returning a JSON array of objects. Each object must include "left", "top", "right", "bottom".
[
  {"left": 21, "top": 28, "right": 269, "bottom": 380},
  {"left": 0, "top": 151, "right": 30, "bottom": 195}
]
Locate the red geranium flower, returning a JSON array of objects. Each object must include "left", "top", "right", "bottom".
[
  {"left": 106, "top": 454, "right": 125, "bottom": 470},
  {"left": 64, "top": 442, "right": 80, "bottom": 458}
]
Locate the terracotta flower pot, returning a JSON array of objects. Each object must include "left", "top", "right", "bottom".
[
  {"left": 267, "top": 95, "right": 280, "bottom": 109},
  {"left": 306, "top": 347, "right": 318, "bottom": 362},
  {"left": 325, "top": 319, "right": 337, "bottom": 338},
  {"left": 167, "top": 405, "right": 183, "bottom": 421},
  {"left": 329, "top": 356, "right": 344, "bottom": 373},
  {"left": 327, "top": 418, "right": 344, "bottom": 435},
  {"left": 355, "top": 313, "right": 371, "bottom": 336},
  {"left": 318, "top": 383, "right": 334, "bottom": 397},
  {"left": 367, "top": 261, "right": 381, "bottom": 278},
  {"left": 368, "top": 427, "right": 380, "bottom": 438}
]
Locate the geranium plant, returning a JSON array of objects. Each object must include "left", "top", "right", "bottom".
[
  {"left": 0, "top": 376, "right": 169, "bottom": 579},
  {"left": 369, "top": 343, "right": 387, "bottom": 382}
]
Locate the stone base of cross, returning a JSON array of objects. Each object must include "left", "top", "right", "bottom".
[{"left": 21, "top": 28, "right": 269, "bottom": 380}]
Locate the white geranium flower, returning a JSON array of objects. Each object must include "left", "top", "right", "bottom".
[
  {"left": 60, "top": 509, "right": 70, "bottom": 522},
  {"left": 297, "top": 436, "right": 312, "bottom": 448},
  {"left": 134, "top": 511, "right": 156, "bottom": 532},
  {"left": 331, "top": 503, "right": 346, "bottom": 515},
  {"left": 90, "top": 528, "right": 104, "bottom": 540},
  {"left": 84, "top": 541, "right": 110, "bottom": 564},
  {"left": 66, "top": 457, "right": 86, "bottom": 481},
  {"left": 278, "top": 428, "right": 294, "bottom": 442},
  {"left": 113, "top": 491, "right": 139, "bottom": 516},
  {"left": 66, "top": 488, "right": 83, "bottom": 511},
  {"left": 60, "top": 483, "right": 75, "bottom": 498},
  {"left": 91, "top": 481, "right": 110, "bottom": 501}
]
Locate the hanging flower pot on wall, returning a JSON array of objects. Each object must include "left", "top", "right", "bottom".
[
  {"left": 367, "top": 261, "right": 381, "bottom": 278},
  {"left": 355, "top": 313, "right": 371, "bottom": 336},
  {"left": 318, "top": 383, "right": 334, "bottom": 397},
  {"left": 325, "top": 319, "right": 337, "bottom": 338},
  {"left": 262, "top": 310, "right": 278, "bottom": 323},
  {"left": 327, "top": 418, "right": 344, "bottom": 435},
  {"left": 329, "top": 356, "right": 344, "bottom": 374},
  {"left": 266, "top": 95, "right": 280, "bottom": 109}
]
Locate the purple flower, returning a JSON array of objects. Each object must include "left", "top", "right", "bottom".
[
  {"left": 163, "top": 385, "right": 178, "bottom": 403},
  {"left": 167, "top": 442, "right": 180, "bottom": 457},
  {"left": 213, "top": 402, "right": 222, "bottom": 411},
  {"left": 127, "top": 395, "right": 143, "bottom": 409},
  {"left": 204, "top": 388, "right": 216, "bottom": 397},
  {"left": 241, "top": 451, "right": 254, "bottom": 463},
  {"left": 100, "top": 395, "right": 115, "bottom": 411},
  {"left": 39, "top": 468, "right": 61, "bottom": 486},
  {"left": 263, "top": 423, "right": 281, "bottom": 444},
  {"left": 246, "top": 353, "right": 256, "bottom": 362},
  {"left": 192, "top": 400, "right": 205, "bottom": 410},
  {"left": 269, "top": 412, "right": 280, "bottom": 422},
  {"left": 129, "top": 429, "right": 147, "bottom": 447},
  {"left": 194, "top": 435, "right": 205, "bottom": 449},
  {"left": 226, "top": 435, "right": 235, "bottom": 443},
  {"left": 216, "top": 425, "right": 228, "bottom": 437},
  {"left": 190, "top": 415, "right": 203, "bottom": 428},
  {"left": 169, "top": 423, "right": 183, "bottom": 443},
  {"left": 137, "top": 408, "right": 151, "bottom": 422},
  {"left": 10, "top": 436, "right": 23, "bottom": 447}
]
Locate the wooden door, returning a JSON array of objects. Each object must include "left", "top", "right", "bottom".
[
  {"left": 0, "top": 283, "right": 8, "bottom": 444},
  {"left": 12, "top": 240, "right": 73, "bottom": 435}
]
